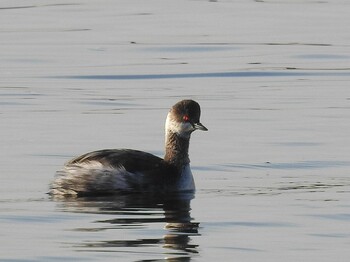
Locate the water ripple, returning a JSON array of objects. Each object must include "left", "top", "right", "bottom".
[
  {"left": 224, "top": 160, "right": 350, "bottom": 170},
  {"left": 50, "top": 70, "right": 350, "bottom": 81}
]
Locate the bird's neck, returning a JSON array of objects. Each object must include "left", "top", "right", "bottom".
[{"left": 164, "top": 130, "right": 190, "bottom": 169}]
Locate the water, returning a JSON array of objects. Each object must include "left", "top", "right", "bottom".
[{"left": 1, "top": 0, "right": 350, "bottom": 261}]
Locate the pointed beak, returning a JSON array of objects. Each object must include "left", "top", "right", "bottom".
[{"left": 193, "top": 122, "right": 208, "bottom": 131}]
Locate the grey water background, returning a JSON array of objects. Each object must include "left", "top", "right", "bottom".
[{"left": 1, "top": 0, "right": 350, "bottom": 261}]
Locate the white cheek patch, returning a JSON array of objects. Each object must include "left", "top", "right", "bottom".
[
  {"left": 182, "top": 122, "right": 194, "bottom": 132},
  {"left": 165, "top": 114, "right": 194, "bottom": 137}
]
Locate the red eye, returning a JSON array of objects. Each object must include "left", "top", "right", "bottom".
[{"left": 183, "top": 115, "right": 189, "bottom": 122}]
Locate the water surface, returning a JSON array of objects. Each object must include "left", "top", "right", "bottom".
[{"left": 1, "top": 0, "right": 350, "bottom": 261}]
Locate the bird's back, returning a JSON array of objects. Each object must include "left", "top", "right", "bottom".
[{"left": 67, "top": 149, "right": 165, "bottom": 172}]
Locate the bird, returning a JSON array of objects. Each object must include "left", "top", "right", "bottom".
[{"left": 49, "top": 99, "right": 207, "bottom": 196}]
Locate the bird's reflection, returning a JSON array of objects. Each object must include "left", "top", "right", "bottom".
[{"left": 53, "top": 192, "right": 199, "bottom": 260}]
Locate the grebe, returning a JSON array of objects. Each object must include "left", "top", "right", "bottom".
[{"left": 49, "top": 99, "right": 207, "bottom": 196}]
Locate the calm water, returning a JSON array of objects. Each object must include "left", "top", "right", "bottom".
[{"left": 1, "top": 0, "right": 350, "bottom": 261}]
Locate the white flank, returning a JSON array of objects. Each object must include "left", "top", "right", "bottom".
[
  {"left": 50, "top": 161, "right": 143, "bottom": 195},
  {"left": 177, "top": 164, "right": 195, "bottom": 191}
]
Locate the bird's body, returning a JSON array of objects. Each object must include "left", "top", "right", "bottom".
[{"left": 49, "top": 100, "right": 207, "bottom": 196}]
